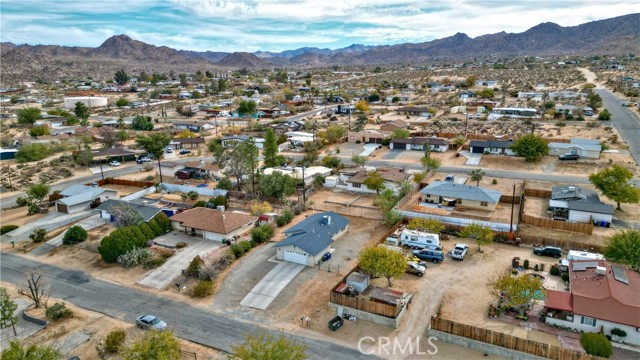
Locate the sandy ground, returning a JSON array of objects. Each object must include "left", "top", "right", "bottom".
[
  {"left": 0, "top": 283, "right": 224, "bottom": 360},
  {"left": 0, "top": 206, "right": 46, "bottom": 227}
]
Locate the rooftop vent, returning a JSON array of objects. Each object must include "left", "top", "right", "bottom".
[{"left": 322, "top": 215, "right": 332, "bottom": 225}]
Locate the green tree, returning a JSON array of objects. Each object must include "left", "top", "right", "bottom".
[
  {"left": 229, "top": 329, "right": 307, "bottom": 360},
  {"left": 218, "top": 139, "right": 259, "bottom": 192},
  {"left": 1, "top": 340, "right": 62, "bottom": 360},
  {"left": 17, "top": 107, "right": 42, "bottom": 125},
  {"left": 476, "top": 89, "right": 495, "bottom": 99},
  {"left": 116, "top": 97, "right": 130, "bottom": 107},
  {"left": 351, "top": 155, "right": 368, "bottom": 167},
  {"left": 263, "top": 128, "right": 279, "bottom": 168},
  {"left": 251, "top": 224, "right": 275, "bottom": 244},
  {"left": 588, "top": 93, "right": 603, "bottom": 109},
  {"left": 367, "top": 93, "right": 380, "bottom": 102},
  {"left": 216, "top": 177, "right": 234, "bottom": 190},
  {"left": 237, "top": 100, "right": 257, "bottom": 117},
  {"left": 598, "top": 109, "right": 612, "bottom": 120},
  {"left": 321, "top": 155, "right": 342, "bottom": 169},
  {"left": 392, "top": 128, "right": 410, "bottom": 139},
  {"left": 509, "top": 134, "right": 548, "bottom": 162},
  {"left": 73, "top": 145, "right": 93, "bottom": 167},
  {"left": 26, "top": 183, "right": 50, "bottom": 208},
  {"left": 258, "top": 172, "right": 297, "bottom": 200},
  {"left": 470, "top": 168, "right": 486, "bottom": 186},
  {"left": 603, "top": 230, "right": 640, "bottom": 269},
  {"left": 29, "top": 125, "right": 50, "bottom": 137},
  {"left": 580, "top": 333, "right": 612, "bottom": 358},
  {"left": 421, "top": 156, "right": 441, "bottom": 172},
  {"left": 589, "top": 164, "right": 640, "bottom": 210},
  {"left": 62, "top": 225, "right": 88, "bottom": 245},
  {"left": 179, "top": 73, "right": 188, "bottom": 87},
  {"left": 407, "top": 218, "right": 444, "bottom": 233},
  {"left": 121, "top": 330, "right": 180, "bottom": 360},
  {"left": 74, "top": 101, "right": 90, "bottom": 121},
  {"left": 114, "top": 69, "right": 130, "bottom": 86},
  {"left": 363, "top": 171, "right": 385, "bottom": 195},
  {"left": 358, "top": 246, "right": 407, "bottom": 286},
  {"left": 0, "top": 287, "right": 18, "bottom": 336},
  {"left": 116, "top": 130, "right": 129, "bottom": 144},
  {"left": 490, "top": 272, "right": 543, "bottom": 316},
  {"left": 131, "top": 115, "right": 154, "bottom": 131},
  {"left": 218, "top": 78, "right": 227, "bottom": 92},
  {"left": 136, "top": 133, "right": 172, "bottom": 182},
  {"left": 460, "top": 224, "right": 494, "bottom": 251},
  {"left": 321, "top": 124, "right": 347, "bottom": 144}
]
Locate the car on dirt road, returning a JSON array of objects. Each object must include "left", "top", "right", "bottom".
[
  {"left": 533, "top": 246, "right": 562, "bottom": 258},
  {"left": 451, "top": 244, "right": 469, "bottom": 260},
  {"left": 406, "top": 261, "right": 426, "bottom": 277},
  {"left": 136, "top": 315, "right": 167, "bottom": 331}
]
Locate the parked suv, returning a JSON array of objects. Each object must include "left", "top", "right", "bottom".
[
  {"left": 559, "top": 153, "right": 579, "bottom": 160},
  {"left": 406, "top": 261, "right": 426, "bottom": 277},
  {"left": 533, "top": 246, "right": 562, "bottom": 258},
  {"left": 412, "top": 249, "right": 445, "bottom": 263},
  {"left": 174, "top": 170, "right": 192, "bottom": 180}
]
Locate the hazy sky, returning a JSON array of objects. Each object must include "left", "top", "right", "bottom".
[{"left": 0, "top": 0, "right": 634, "bottom": 52}]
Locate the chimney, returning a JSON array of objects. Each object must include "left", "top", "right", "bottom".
[
  {"left": 217, "top": 205, "right": 225, "bottom": 212},
  {"left": 143, "top": 200, "right": 149, "bottom": 206}
]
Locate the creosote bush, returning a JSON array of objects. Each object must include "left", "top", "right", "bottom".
[
  {"left": 192, "top": 280, "right": 214, "bottom": 298},
  {"left": 46, "top": 302, "right": 73, "bottom": 321}
]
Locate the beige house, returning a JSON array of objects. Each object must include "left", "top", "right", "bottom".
[
  {"left": 170, "top": 207, "right": 257, "bottom": 242},
  {"left": 420, "top": 181, "right": 502, "bottom": 211}
]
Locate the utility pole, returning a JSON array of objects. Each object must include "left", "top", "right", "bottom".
[
  {"left": 99, "top": 159, "right": 104, "bottom": 180},
  {"left": 301, "top": 165, "right": 306, "bottom": 204}
]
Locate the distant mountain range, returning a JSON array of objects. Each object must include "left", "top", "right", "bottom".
[{"left": 1, "top": 13, "right": 639, "bottom": 85}]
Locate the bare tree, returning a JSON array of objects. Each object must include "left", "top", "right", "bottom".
[{"left": 18, "top": 270, "right": 51, "bottom": 309}]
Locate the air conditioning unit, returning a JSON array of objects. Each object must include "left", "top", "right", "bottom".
[{"left": 596, "top": 266, "right": 606, "bottom": 276}]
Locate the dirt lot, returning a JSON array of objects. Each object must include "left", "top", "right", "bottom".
[
  {"left": 101, "top": 184, "right": 148, "bottom": 197},
  {"left": 0, "top": 283, "right": 224, "bottom": 359},
  {"left": 310, "top": 189, "right": 383, "bottom": 219},
  {"left": 0, "top": 206, "right": 46, "bottom": 227}
]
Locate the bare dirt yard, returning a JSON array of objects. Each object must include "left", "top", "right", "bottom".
[{"left": 0, "top": 206, "right": 46, "bottom": 228}]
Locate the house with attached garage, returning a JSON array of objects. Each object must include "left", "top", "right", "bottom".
[
  {"left": 549, "top": 185, "right": 614, "bottom": 224},
  {"left": 97, "top": 199, "right": 161, "bottom": 223},
  {"left": 420, "top": 181, "right": 502, "bottom": 212},
  {"left": 548, "top": 138, "right": 601, "bottom": 159},
  {"left": 334, "top": 167, "right": 411, "bottom": 195},
  {"left": 170, "top": 207, "right": 257, "bottom": 242},
  {"left": 389, "top": 137, "right": 449, "bottom": 152},
  {"left": 469, "top": 139, "right": 515, "bottom": 155},
  {"left": 544, "top": 260, "right": 640, "bottom": 346},
  {"left": 274, "top": 212, "right": 350, "bottom": 266},
  {"left": 55, "top": 184, "right": 119, "bottom": 214}
]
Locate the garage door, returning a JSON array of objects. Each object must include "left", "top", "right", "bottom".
[
  {"left": 283, "top": 250, "right": 307, "bottom": 265},
  {"left": 56, "top": 203, "right": 69, "bottom": 213},
  {"left": 471, "top": 147, "right": 484, "bottom": 154}
]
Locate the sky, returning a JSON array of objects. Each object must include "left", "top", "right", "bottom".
[{"left": 0, "top": 0, "right": 635, "bottom": 53}]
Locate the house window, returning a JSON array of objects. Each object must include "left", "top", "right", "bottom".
[
  {"left": 481, "top": 202, "right": 488, "bottom": 207},
  {"left": 352, "top": 183, "right": 361, "bottom": 188},
  {"left": 580, "top": 316, "right": 596, "bottom": 327},
  {"left": 425, "top": 194, "right": 431, "bottom": 198}
]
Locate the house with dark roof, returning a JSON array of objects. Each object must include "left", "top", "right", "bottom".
[
  {"left": 549, "top": 185, "right": 614, "bottom": 224},
  {"left": 97, "top": 199, "right": 162, "bottom": 223},
  {"left": 396, "top": 106, "right": 432, "bottom": 116},
  {"left": 420, "top": 181, "right": 502, "bottom": 211},
  {"left": 469, "top": 139, "right": 515, "bottom": 155},
  {"left": 274, "top": 212, "right": 350, "bottom": 266},
  {"left": 389, "top": 137, "right": 449, "bottom": 152},
  {"left": 170, "top": 207, "right": 257, "bottom": 242},
  {"left": 169, "top": 137, "right": 206, "bottom": 150},
  {"left": 55, "top": 184, "right": 119, "bottom": 214},
  {"left": 545, "top": 260, "right": 640, "bottom": 346}
]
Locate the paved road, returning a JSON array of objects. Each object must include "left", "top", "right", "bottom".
[
  {"left": 596, "top": 89, "right": 640, "bottom": 166},
  {"left": 0, "top": 253, "right": 372, "bottom": 359}
]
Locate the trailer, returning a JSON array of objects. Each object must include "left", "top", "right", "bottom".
[
  {"left": 399, "top": 229, "right": 442, "bottom": 250},
  {"left": 558, "top": 250, "right": 605, "bottom": 271}
]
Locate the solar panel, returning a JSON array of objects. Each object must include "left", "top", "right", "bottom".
[{"left": 612, "top": 266, "right": 629, "bottom": 285}]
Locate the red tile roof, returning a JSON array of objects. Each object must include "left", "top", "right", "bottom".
[{"left": 545, "top": 290, "right": 573, "bottom": 312}]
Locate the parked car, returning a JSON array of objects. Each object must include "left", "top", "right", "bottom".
[
  {"left": 179, "top": 149, "right": 192, "bottom": 155},
  {"left": 175, "top": 170, "right": 192, "bottom": 180},
  {"left": 136, "top": 315, "right": 167, "bottom": 331},
  {"left": 328, "top": 316, "right": 344, "bottom": 331},
  {"left": 445, "top": 174, "right": 455, "bottom": 182},
  {"left": 166, "top": 147, "right": 174, "bottom": 153},
  {"left": 406, "top": 261, "right": 426, "bottom": 277},
  {"left": 533, "top": 246, "right": 562, "bottom": 258},
  {"left": 451, "top": 244, "right": 469, "bottom": 260},
  {"left": 559, "top": 153, "right": 579, "bottom": 160},
  {"left": 412, "top": 249, "right": 445, "bottom": 263},
  {"left": 108, "top": 160, "right": 121, "bottom": 166},
  {"left": 136, "top": 156, "right": 151, "bottom": 164}
]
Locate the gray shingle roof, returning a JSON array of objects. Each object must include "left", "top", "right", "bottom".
[
  {"left": 420, "top": 181, "right": 502, "bottom": 203},
  {"left": 469, "top": 140, "right": 514, "bottom": 149},
  {"left": 551, "top": 185, "right": 614, "bottom": 215},
  {"left": 97, "top": 199, "right": 162, "bottom": 222},
  {"left": 275, "top": 212, "right": 350, "bottom": 256},
  {"left": 58, "top": 188, "right": 107, "bottom": 206},
  {"left": 60, "top": 184, "right": 96, "bottom": 197}
]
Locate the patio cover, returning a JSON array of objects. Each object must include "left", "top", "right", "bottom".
[{"left": 545, "top": 290, "right": 573, "bottom": 312}]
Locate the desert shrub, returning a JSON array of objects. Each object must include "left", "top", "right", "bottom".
[
  {"left": 62, "top": 225, "right": 88, "bottom": 245},
  {"left": 0, "top": 224, "right": 19, "bottom": 235},
  {"left": 99, "top": 225, "right": 148, "bottom": 263},
  {"left": 143, "top": 163, "right": 154, "bottom": 171},
  {"left": 186, "top": 255, "right": 205, "bottom": 278},
  {"left": 549, "top": 265, "right": 560, "bottom": 276},
  {"left": 176, "top": 241, "right": 187, "bottom": 249},
  {"left": 117, "top": 247, "right": 153, "bottom": 268},
  {"left": 192, "top": 280, "right": 214, "bottom": 298},
  {"left": 143, "top": 256, "right": 166, "bottom": 269},
  {"left": 580, "top": 333, "right": 612, "bottom": 358},
  {"left": 193, "top": 200, "right": 207, "bottom": 208},
  {"left": 240, "top": 241, "right": 253, "bottom": 253},
  {"left": 105, "top": 329, "right": 126, "bottom": 353},
  {"left": 251, "top": 225, "right": 274, "bottom": 244},
  {"left": 492, "top": 179, "right": 498, "bottom": 185},
  {"left": 203, "top": 252, "right": 235, "bottom": 278},
  {"left": 230, "top": 242, "right": 252, "bottom": 258},
  {"left": 138, "top": 223, "right": 155, "bottom": 240},
  {"left": 209, "top": 195, "right": 228, "bottom": 208},
  {"left": 46, "top": 302, "right": 73, "bottom": 321},
  {"left": 146, "top": 219, "right": 163, "bottom": 237},
  {"left": 523, "top": 259, "right": 530, "bottom": 269},
  {"left": 555, "top": 121, "right": 566, "bottom": 127},
  {"left": 276, "top": 208, "right": 294, "bottom": 227},
  {"left": 152, "top": 212, "right": 172, "bottom": 233},
  {"left": 153, "top": 247, "right": 175, "bottom": 258},
  {"left": 561, "top": 272, "right": 570, "bottom": 283},
  {"left": 29, "top": 228, "right": 47, "bottom": 243},
  {"left": 16, "top": 197, "right": 29, "bottom": 206}
]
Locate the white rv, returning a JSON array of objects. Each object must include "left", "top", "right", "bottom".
[
  {"left": 399, "top": 229, "right": 441, "bottom": 250},
  {"left": 558, "top": 250, "right": 605, "bottom": 271}
]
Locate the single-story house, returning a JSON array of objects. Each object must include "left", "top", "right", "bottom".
[
  {"left": 475, "top": 80, "right": 498, "bottom": 87},
  {"left": 184, "top": 161, "right": 223, "bottom": 179},
  {"left": 347, "top": 131, "right": 386, "bottom": 144},
  {"left": 517, "top": 92, "right": 544, "bottom": 101},
  {"left": 263, "top": 166, "right": 332, "bottom": 185},
  {"left": 170, "top": 137, "right": 206, "bottom": 150},
  {"left": 274, "top": 212, "right": 350, "bottom": 266},
  {"left": 380, "top": 120, "right": 409, "bottom": 133},
  {"left": 97, "top": 199, "right": 161, "bottom": 223},
  {"left": 420, "top": 181, "right": 502, "bottom": 211},
  {"left": 220, "top": 135, "right": 265, "bottom": 149},
  {"left": 548, "top": 138, "right": 601, "bottom": 159},
  {"left": 544, "top": 260, "right": 640, "bottom": 346},
  {"left": 549, "top": 185, "right": 614, "bottom": 224},
  {"left": 386, "top": 95, "right": 411, "bottom": 104},
  {"left": 271, "top": 121, "right": 304, "bottom": 134},
  {"left": 56, "top": 184, "right": 119, "bottom": 214},
  {"left": 170, "top": 207, "right": 257, "bottom": 242},
  {"left": 173, "top": 121, "right": 211, "bottom": 132},
  {"left": 0, "top": 148, "right": 18, "bottom": 160},
  {"left": 157, "top": 162, "right": 184, "bottom": 178},
  {"left": 336, "top": 167, "right": 411, "bottom": 195},
  {"left": 396, "top": 106, "right": 432, "bottom": 117},
  {"left": 336, "top": 104, "right": 355, "bottom": 114},
  {"left": 389, "top": 137, "right": 449, "bottom": 152},
  {"left": 459, "top": 91, "right": 476, "bottom": 101},
  {"left": 469, "top": 139, "right": 515, "bottom": 155}
]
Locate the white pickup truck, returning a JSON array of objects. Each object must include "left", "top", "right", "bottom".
[{"left": 451, "top": 243, "right": 469, "bottom": 260}]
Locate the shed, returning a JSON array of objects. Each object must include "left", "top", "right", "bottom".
[{"left": 346, "top": 272, "right": 370, "bottom": 293}]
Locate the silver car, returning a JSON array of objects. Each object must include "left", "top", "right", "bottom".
[{"left": 136, "top": 315, "right": 167, "bottom": 331}]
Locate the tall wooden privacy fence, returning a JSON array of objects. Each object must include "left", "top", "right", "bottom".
[
  {"left": 430, "top": 317, "right": 606, "bottom": 360},
  {"left": 516, "top": 234, "right": 604, "bottom": 253},
  {"left": 521, "top": 214, "right": 593, "bottom": 234},
  {"left": 87, "top": 178, "right": 154, "bottom": 188}
]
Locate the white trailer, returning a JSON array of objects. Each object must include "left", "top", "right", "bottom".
[
  {"left": 399, "top": 229, "right": 441, "bottom": 250},
  {"left": 558, "top": 250, "right": 605, "bottom": 271}
]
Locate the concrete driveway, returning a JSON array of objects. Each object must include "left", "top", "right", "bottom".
[
  {"left": 137, "top": 236, "right": 221, "bottom": 289},
  {"left": 459, "top": 150, "right": 481, "bottom": 165},
  {"left": 240, "top": 261, "right": 305, "bottom": 310}
]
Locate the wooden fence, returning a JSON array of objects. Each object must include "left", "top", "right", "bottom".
[
  {"left": 430, "top": 317, "right": 606, "bottom": 360},
  {"left": 524, "top": 188, "right": 552, "bottom": 198},
  {"left": 330, "top": 291, "right": 400, "bottom": 318},
  {"left": 88, "top": 178, "right": 154, "bottom": 188},
  {"left": 499, "top": 194, "right": 521, "bottom": 204},
  {"left": 521, "top": 214, "right": 593, "bottom": 234},
  {"left": 516, "top": 234, "right": 604, "bottom": 253},
  {"left": 48, "top": 193, "right": 63, "bottom": 202}
]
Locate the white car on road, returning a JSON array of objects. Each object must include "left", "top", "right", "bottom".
[{"left": 451, "top": 244, "right": 469, "bottom": 260}]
